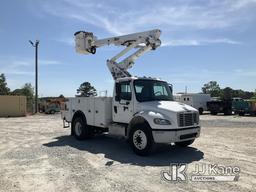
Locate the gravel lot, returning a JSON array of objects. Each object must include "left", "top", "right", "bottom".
[{"left": 0, "top": 114, "right": 255, "bottom": 192}]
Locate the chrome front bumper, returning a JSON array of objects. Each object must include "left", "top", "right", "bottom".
[{"left": 152, "top": 126, "right": 200, "bottom": 143}]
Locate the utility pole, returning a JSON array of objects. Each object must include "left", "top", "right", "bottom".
[{"left": 29, "top": 40, "right": 39, "bottom": 113}]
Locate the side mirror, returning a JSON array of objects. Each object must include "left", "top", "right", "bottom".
[
  {"left": 168, "top": 84, "right": 173, "bottom": 94},
  {"left": 115, "top": 83, "right": 121, "bottom": 101},
  {"left": 115, "top": 95, "right": 120, "bottom": 101}
]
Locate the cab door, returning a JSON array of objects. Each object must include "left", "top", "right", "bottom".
[{"left": 113, "top": 81, "right": 134, "bottom": 123}]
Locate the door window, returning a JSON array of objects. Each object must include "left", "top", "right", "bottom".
[{"left": 119, "top": 81, "right": 131, "bottom": 100}]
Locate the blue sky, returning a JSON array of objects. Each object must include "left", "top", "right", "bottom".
[{"left": 0, "top": 0, "right": 256, "bottom": 97}]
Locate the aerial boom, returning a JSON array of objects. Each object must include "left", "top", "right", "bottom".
[
  {"left": 62, "top": 29, "right": 201, "bottom": 156},
  {"left": 74, "top": 29, "right": 161, "bottom": 79}
]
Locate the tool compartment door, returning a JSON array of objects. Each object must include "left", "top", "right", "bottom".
[{"left": 94, "top": 97, "right": 112, "bottom": 127}]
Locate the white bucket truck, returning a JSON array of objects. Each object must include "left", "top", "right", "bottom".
[{"left": 61, "top": 29, "right": 200, "bottom": 155}]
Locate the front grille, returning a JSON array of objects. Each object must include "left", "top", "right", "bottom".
[{"left": 178, "top": 112, "right": 198, "bottom": 127}]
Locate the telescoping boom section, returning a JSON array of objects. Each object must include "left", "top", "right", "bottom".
[{"left": 74, "top": 29, "right": 161, "bottom": 79}]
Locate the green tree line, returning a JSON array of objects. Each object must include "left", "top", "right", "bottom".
[{"left": 202, "top": 81, "right": 256, "bottom": 100}]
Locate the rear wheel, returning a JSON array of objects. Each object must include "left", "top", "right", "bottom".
[
  {"left": 175, "top": 139, "right": 195, "bottom": 147},
  {"left": 238, "top": 112, "right": 245, "bottom": 116},
  {"left": 72, "top": 116, "right": 91, "bottom": 140},
  {"left": 224, "top": 109, "right": 232, "bottom": 115},
  {"left": 210, "top": 111, "right": 217, "bottom": 115},
  {"left": 129, "top": 124, "right": 155, "bottom": 156},
  {"left": 198, "top": 108, "right": 203, "bottom": 115}
]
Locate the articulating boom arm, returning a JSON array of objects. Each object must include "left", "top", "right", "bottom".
[{"left": 74, "top": 29, "right": 161, "bottom": 79}]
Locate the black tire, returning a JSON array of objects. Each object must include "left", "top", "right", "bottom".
[
  {"left": 238, "top": 112, "right": 245, "bottom": 116},
  {"left": 210, "top": 111, "right": 217, "bottom": 115},
  {"left": 129, "top": 124, "right": 155, "bottom": 156},
  {"left": 50, "top": 110, "right": 55, "bottom": 114},
  {"left": 72, "top": 116, "right": 91, "bottom": 140},
  {"left": 175, "top": 139, "right": 195, "bottom": 147},
  {"left": 198, "top": 108, "right": 203, "bottom": 115},
  {"left": 224, "top": 110, "right": 232, "bottom": 115}
]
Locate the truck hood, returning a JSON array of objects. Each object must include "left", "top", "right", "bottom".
[{"left": 138, "top": 101, "right": 197, "bottom": 113}]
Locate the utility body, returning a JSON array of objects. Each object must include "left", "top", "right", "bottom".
[{"left": 61, "top": 29, "right": 201, "bottom": 155}]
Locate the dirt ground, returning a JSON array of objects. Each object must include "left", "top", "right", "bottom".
[{"left": 0, "top": 114, "right": 255, "bottom": 192}]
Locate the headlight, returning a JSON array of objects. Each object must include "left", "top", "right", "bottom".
[{"left": 154, "top": 118, "right": 171, "bottom": 125}]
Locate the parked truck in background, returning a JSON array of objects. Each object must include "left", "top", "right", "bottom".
[
  {"left": 232, "top": 98, "right": 256, "bottom": 116},
  {"left": 39, "top": 98, "right": 65, "bottom": 114},
  {"left": 207, "top": 99, "right": 232, "bottom": 115},
  {"left": 174, "top": 93, "right": 211, "bottom": 115},
  {"left": 61, "top": 29, "right": 201, "bottom": 156}
]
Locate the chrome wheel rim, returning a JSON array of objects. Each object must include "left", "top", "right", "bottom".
[
  {"left": 133, "top": 130, "right": 147, "bottom": 150},
  {"left": 75, "top": 121, "right": 82, "bottom": 136}
]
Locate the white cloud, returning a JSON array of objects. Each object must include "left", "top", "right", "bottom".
[
  {"left": 56, "top": 38, "right": 74, "bottom": 46},
  {"left": 6, "top": 71, "right": 34, "bottom": 76},
  {"left": 39, "top": 0, "right": 256, "bottom": 46},
  {"left": 234, "top": 68, "right": 256, "bottom": 77},
  {"left": 162, "top": 38, "right": 241, "bottom": 47},
  {"left": 39, "top": 60, "right": 61, "bottom": 65},
  {"left": 12, "top": 61, "right": 31, "bottom": 66},
  {"left": 231, "top": 0, "right": 256, "bottom": 9},
  {"left": 0, "top": 58, "right": 62, "bottom": 77}
]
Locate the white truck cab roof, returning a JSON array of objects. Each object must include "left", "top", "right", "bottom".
[{"left": 115, "top": 76, "right": 164, "bottom": 82}]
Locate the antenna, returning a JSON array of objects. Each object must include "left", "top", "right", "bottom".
[{"left": 29, "top": 40, "right": 34, "bottom": 46}]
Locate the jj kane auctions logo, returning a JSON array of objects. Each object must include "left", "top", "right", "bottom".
[{"left": 161, "top": 163, "right": 240, "bottom": 182}]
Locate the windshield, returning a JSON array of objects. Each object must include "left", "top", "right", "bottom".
[{"left": 134, "top": 80, "right": 173, "bottom": 102}]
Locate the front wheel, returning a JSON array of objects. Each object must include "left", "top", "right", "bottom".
[
  {"left": 175, "top": 139, "right": 195, "bottom": 147},
  {"left": 129, "top": 125, "right": 155, "bottom": 156},
  {"left": 224, "top": 109, "right": 232, "bottom": 115},
  {"left": 72, "top": 117, "right": 91, "bottom": 140},
  {"left": 198, "top": 108, "right": 203, "bottom": 115},
  {"left": 210, "top": 111, "right": 217, "bottom": 115},
  {"left": 238, "top": 112, "right": 245, "bottom": 116}
]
